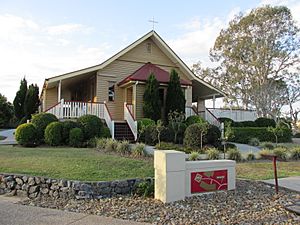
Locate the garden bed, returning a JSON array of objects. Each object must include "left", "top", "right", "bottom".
[{"left": 19, "top": 180, "right": 299, "bottom": 224}]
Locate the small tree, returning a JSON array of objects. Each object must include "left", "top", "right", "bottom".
[
  {"left": 165, "top": 69, "right": 185, "bottom": 121},
  {"left": 268, "top": 123, "right": 286, "bottom": 146},
  {"left": 24, "top": 84, "right": 39, "bottom": 120},
  {"left": 156, "top": 120, "right": 164, "bottom": 147},
  {"left": 143, "top": 73, "right": 161, "bottom": 121},
  {"left": 0, "top": 93, "right": 14, "bottom": 128},
  {"left": 13, "top": 77, "right": 27, "bottom": 121},
  {"left": 168, "top": 111, "right": 185, "bottom": 144}
]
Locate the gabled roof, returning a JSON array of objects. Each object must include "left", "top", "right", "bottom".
[
  {"left": 44, "top": 30, "right": 225, "bottom": 97},
  {"left": 118, "top": 63, "right": 192, "bottom": 86}
]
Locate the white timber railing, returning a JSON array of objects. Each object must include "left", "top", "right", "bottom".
[
  {"left": 103, "top": 101, "right": 114, "bottom": 139},
  {"left": 45, "top": 99, "right": 114, "bottom": 138},
  {"left": 199, "top": 108, "right": 221, "bottom": 128},
  {"left": 124, "top": 102, "right": 137, "bottom": 141}
]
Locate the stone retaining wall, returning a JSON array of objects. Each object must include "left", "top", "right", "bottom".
[{"left": 0, "top": 173, "right": 153, "bottom": 199}]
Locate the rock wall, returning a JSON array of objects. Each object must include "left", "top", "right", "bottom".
[{"left": 0, "top": 173, "right": 153, "bottom": 199}]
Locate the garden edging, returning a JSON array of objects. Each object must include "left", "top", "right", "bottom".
[{"left": 0, "top": 173, "right": 153, "bottom": 200}]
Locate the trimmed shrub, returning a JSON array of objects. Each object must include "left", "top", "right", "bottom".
[
  {"left": 62, "top": 120, "right": 79, "bottom": 144},
  {"left": 189, "top": 151, "right": 200, "bottom": 161},
  {"left": 218, "top": 117, "right": 234, "bottom": 124},
  {"left": 144, "top": 125, "right": 158, "bottom": 145},
  {"left": 101, "top": 127, "right": 111, "bottom": 138},
  {"left": 44, "top": 121, "right": 63, "bottom": 146},
  {"left": 229, "top": 127, "right": 292, "bottom": 143},
  {"left": 206, "top": 148, "right": 220, "bottom": 160},
  {"left": 135, "top": 180, "right": 154, "bottom": 197},
  {"left": 15, "top": 123, "right": 39, "bottom": 147},
  {"left": 246, "top": 152, "right": 256, "bottom": 161},
  {"left": 290, "top": 147, "right": 300, "bottom": 160},
  {"left": 69, "top": 128, "right": 84, "bottom": 147},
  {"left": 132, "top": 143, "right": 147, "bottom": 157},
  {"left": 105, "top": 138, "right": 118, "bottom": 152},
  {"left": 273, "top": 147, "right": 288, "bottom": 160},
  {"left": 96, "top": 138, "right": 108, "bottom": 150},
  {"left": 184, "top": 123, "right": 208, "bottom": 149},
  {"left": 77, "top": 115, "right": 103, "bottom": 140},
  {"left": 204, "top": 125, "right": 221, "bottom": 147},
  {"left": 138, "top": 118, "right": 155, "bottom": 141},
  {"left": 248, "top": 137, "right": 260, "bottom": 146},
  {"left": 185, "top": 115, "right": 205, "bottom": 127},
  {"left": 233, "top": 121, "right": 257, "bottom": 127},
  {"left": 227, "top": 148, "right": 242, "bottom": 161},
  {"left": 260, "top": 142, "right": 274, "bottom": 150},
  {"left": 31, "top": 113, "right": 58, "bottom": 140},
  {"left": 160, "top": 127, "right": 174, "bottom": 143},
  {"left": 255, "top": 117, "right": 276, "bottom": 128},
  {"left": 117, "top": 140, "right": 131, "bottom": 155}
]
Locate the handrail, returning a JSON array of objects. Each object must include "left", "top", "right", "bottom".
[
  {"left": 44, "top": 101, "right": 61, "bottom": 112},
  {"left": 124, "top": 102, "right": 137, "bottom": 141},
  {"left": 206, "top": 108, "right": 220, "bottom": 122},
  {"left": 205, "top": 108, "right": 221, "bottom": 128},
  {"left": 103, "top": 102, "right": 114, "bottom": 139}
]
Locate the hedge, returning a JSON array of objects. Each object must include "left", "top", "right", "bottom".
[{"left": 229, "top": 127, "right": 292, "bottom": 143}]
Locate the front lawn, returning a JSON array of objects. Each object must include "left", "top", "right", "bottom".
[
  {"left": 0, "top": 146, "right": 299, "bottom": 181},
  {"left": 0, "top": 146, "right": 153, "bottom": 181},
  {"left": 237, "top": 161, "right": 300, "bottom": 180}
]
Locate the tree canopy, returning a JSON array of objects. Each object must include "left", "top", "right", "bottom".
[
  {"left": 13, "top": 77, "right": 27, "bottom": 121},
  {"left": 165, "top": 69, "right": 186, "bottom": 120},
  {"left": 0, "top": 93, "right": 14, "bottom": 128},
  {"left": 143, "top": 73, "right": 161, "bottom": 121},
  {"left": 194, "top": 5, "right": 300, "bottom": 118}
]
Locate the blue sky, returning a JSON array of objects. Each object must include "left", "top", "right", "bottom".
[{"left": 0, "top": 0, "right": 299, "bottom": 106}]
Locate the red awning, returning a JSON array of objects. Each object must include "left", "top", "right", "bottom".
[{"left": 118, "top": 62, "right": 192, "bottom": 86}]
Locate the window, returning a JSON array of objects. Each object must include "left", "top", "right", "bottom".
[
  {"left": 146, "top": 43, "right": 152, "bottom": 53},
  {"left": 108, "top": 81, "right": 115, "bottom": 101}
]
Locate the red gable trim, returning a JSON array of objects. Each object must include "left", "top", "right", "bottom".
[{"left": 118, "top": 63, "right": 192, "bottom": 86}]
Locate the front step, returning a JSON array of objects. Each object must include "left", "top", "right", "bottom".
[{"left": 114, "top": 121, "right": 135, "bottom": 142}]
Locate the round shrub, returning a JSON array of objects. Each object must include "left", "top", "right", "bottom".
[
  {"left": 15, "top": 123, "right": 39, "bottom": 147},
  {"left": 206, "top": 148, "right": 220, "bottom": 160},
  {"left": 184, "top": 123, "right": 208, "bottom": 148},
  {"left": 273, "top": 147, "right": 288, "bottom": 161},
  {"left": 138, "top": 118, "right": 155, "bottom": 130},
  {"left": 290, "top": 147, "right": 300, "bottom": 160},
  {"left": 62, "top": 120, "right": 79, "bottom": 144},
  {"left": 218, "top": 117, "right": 234, "bottom": 124},
  {"left": 44, "top": 121, "right": 63, "bottom": 146},
  {"left": 188, "top": 151, "right": 200, "bottom": 161},
  {"left": 101, "top": 127, "right": 111, "bottom": 138},
  {"left": 77, "top": 115, "right": 103, "bottom": 140},
  {"left": 248, "top": 137, "right": 260, "bottom": 146},
  {"left": 227, "top": 148, "right": 242, "bottom": 161},
  {"left": 69, "top": 128, "right": 84, "bottom": 147},
  {"left": 31, "top": 113, "right": 58, "bottom": 140},
  {"left": 255, "top": 117, "right": 276, "bottom": 127},
  {"left": 204, "top": 125, "right": 221, "bottom": 146},
  {"left": 160, "top": 127, "right": 174, "bottom": 143},
  {"left": 185, "top": 115, "right": 205, "bottom": 127}
]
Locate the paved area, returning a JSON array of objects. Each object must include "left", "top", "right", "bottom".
[
  {"left": 293, "top": 138, "right": 300, "bottom": 145},
  {"left": 262, "top": 176, "right": 300, "bottom": 193},
  {"left": 228, "top": 142, "right": 261, "bottom": 153},
  {"left": 0, "top": 196, "right": 148, "bottom": 225},
  {"left": 0, "top": 129, "right": 16, "bottom": 145}
]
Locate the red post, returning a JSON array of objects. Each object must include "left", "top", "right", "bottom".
[{"left": 273, "top": 156, "right": 279, "bottom": 194}]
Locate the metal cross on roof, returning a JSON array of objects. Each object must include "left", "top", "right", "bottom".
[{"left": 148, "top": 17, "right": 158, "bottom": 30}]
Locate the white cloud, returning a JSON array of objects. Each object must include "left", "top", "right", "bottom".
[{"left": 0, "top": 14, "right": 111, "bottom": 102}]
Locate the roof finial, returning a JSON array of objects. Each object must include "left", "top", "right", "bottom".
[{"left": 148, "top": 16, "right": 158, "bottom": 30}]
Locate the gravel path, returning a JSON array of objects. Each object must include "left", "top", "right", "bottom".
[{"left": 20, "top": 180, "right": 300, "bottom": 224}]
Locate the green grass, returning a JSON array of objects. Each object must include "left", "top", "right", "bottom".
[
  {"left": 237, "top": 161, "right": 300, "bottom": 180},
  {"left": 0, "top": 146, "right": 299, "bottom": 182},
  {"left": 0, "top": 146, "right": 153, "bottom": 181}
]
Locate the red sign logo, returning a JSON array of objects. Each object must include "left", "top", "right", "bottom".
[{"left": 191, "top": 170, "right": 228, "bottom": 193}]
